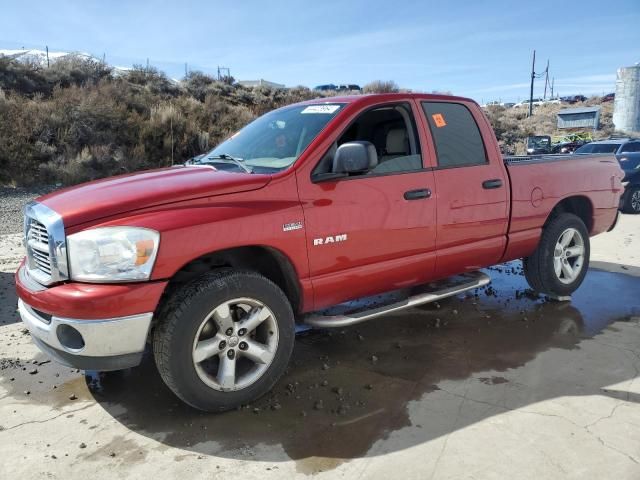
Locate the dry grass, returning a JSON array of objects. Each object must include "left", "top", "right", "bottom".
[{"left": 0, "top": 60, "right": 319, "bottom": 186}]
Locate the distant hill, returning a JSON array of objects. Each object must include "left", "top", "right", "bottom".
[{"left": 0, "top": 48, "right": 96, "bottom": 66}]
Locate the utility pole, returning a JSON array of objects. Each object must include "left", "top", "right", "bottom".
[
  {"left": 528, "top": 50, "right": 536, "bottom": 117},
  {"left": 543, "top": 59, "right": 549, "bottom": 100},
  {"left": 45, "top": 45, "right": 49, "bottom": 68},
  {"left": 217, "top": 66, "right": 231, "bottom": 82},
  {"left": 551, "top": 77, "right": 555, "bottom": 99},
  {"left": 184, "top": 62, "right": 188, "bottom": 78},
  {"left": 170, "top": 108, "right": 174, "bottom": 166}
]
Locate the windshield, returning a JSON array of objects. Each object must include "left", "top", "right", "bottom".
[
  {"left": 574, "top": 143, "right": 620, "bottom": 154},
  {"left": 204, "top": 104, "right": 344, "bottom": 172},
  {"left": 527, "top": 137, "right": 550, "bottom": 148}
]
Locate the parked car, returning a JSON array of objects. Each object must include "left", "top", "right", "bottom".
[
  {"left": 551, "top": 141, "right": 586, "bottom": 154},
  {"left": 336, "top": 84, "right": 362, "bottom": 92},
  {"left": 526, "top": 135, "right": 552, "bottom": 154},
  {"left": 574, "top": 138, "right": 640, "bottom": 213},
  {"left": 560, "top": 95, "right": 587, "bottom": 104},
  {"left": 16, "top": 93, "right": 623, "bottom": 411},
  {"left": 602, "top": 93, "right": 615, "bottom": 102},
  {"left": 314, "top": 84, "right": 337, "bottom": 91},
  {"left": 514, "top": 98, "right": 544, "bottom": 108}
]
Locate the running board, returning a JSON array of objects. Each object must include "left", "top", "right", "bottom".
[{"left": 303, "top": 271, "right": 491, "bottom": 328}]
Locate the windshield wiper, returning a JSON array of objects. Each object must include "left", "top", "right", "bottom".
[{"left": 199, "top": 154, "right": 253, "bottom": 173}]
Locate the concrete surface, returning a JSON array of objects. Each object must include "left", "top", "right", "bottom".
[{"left": 0, "top": 215, "right": 639, "bottom": 479}]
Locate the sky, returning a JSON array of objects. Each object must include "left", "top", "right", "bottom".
[{"left": 1, "top": 0, "right": 639, "bottom": 102}]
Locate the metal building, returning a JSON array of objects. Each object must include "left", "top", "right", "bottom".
[
  {"left": 613, "top": 64, "right": 640, "bottom": 133},
  {"left": 557, "top": 107, "right": 601, "bottom": 130},
  {"left": 238, "top": 79, "right": 286, "bottom": 89}
]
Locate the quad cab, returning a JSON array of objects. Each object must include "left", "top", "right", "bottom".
[{"left": 16, "top": 94, "right": 624, "bottom": 411}]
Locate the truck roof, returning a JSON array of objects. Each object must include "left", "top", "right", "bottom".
[{"left": 298, "top": 92, "right": 477, "bottom": 107}]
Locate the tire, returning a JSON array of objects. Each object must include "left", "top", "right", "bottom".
[
  {"left": 153, "top": 269, "right": 295, "bottom": 412},
  {"left": 622, "top": 186, "right": 640, "bottom": 214},
  {"left": 523, "top": 213, "right": 590, "bottom": 297}
]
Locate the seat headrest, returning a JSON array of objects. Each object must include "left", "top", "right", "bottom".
[{"left": 386, "top": 129, "right": 407, "bottom": 153}]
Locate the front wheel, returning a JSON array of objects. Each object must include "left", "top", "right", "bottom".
[
  {"left": 523, "top": 213, "right": 590, "bottom": 297},
  {"left": 153, "top": 270, "right": 295, "bottom": 412}
]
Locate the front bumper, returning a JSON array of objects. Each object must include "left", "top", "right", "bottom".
[{"left": 18, "top": 299, "right": 152, "bottom": 371}]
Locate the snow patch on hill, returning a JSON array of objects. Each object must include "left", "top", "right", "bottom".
[{"left": 0, "top": 48, "right": 97, "bottom": 65}]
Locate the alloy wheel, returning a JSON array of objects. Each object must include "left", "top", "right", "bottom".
[
  {"left": 192, "top": 297, "right": 279, "bottom": 391},
  {"left": 553, "top": 227, "right": 585, "bottom": 284}
]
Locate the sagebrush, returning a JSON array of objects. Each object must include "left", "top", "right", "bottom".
[
  {"left": 0, "top": 57, "right": 318, "bottom": 186},
  {"left": 0, "top": 55, "right": 620, "bottom": 186}
]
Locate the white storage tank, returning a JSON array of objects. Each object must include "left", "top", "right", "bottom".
[{"left": 613, "top": 64, "right": 640, "bottom": 133}]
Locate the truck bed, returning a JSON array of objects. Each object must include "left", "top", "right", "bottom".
[
  {"left": 503, "top": 152, "right": 613, "bottom": 165},
  {"left": 504, "top": 152, "right": 621, "bottom": 240},
  {"left": 505, "top": 153, "right": 586, "bottom": 165}
]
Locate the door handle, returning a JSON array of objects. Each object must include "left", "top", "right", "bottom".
[
  {"left": 482, "top": 179, "right": 503, "bottom": 189},
  {"left": 404, "top": 188, "right": 432, "bottom": 200}
]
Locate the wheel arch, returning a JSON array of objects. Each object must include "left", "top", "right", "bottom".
[
  {"left": 545, "top": 195, "right": 594, "bottom": 233},
  {"left": 159, "top": 245, "right": 303, "bottom": 315}
]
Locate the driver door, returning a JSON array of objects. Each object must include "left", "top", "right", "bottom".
[{"left": 297, "top": 101, "right": 438, "bottom": 310}]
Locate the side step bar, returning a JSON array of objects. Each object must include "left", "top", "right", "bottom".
[{"left": 303, "top": 271, "right": 490, "bottom": 328}]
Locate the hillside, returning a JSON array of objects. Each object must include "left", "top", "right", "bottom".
[
  {"left": 0, "top": 54, "right": 621, "bottom": 186},
  {"left": 483, "top": 100, "right": 615, "bottom": 154},
  {"left": 0, "top": 55, "right": 319, "bottom": 186}
]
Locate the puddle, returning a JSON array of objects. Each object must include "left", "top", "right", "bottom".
[{"left": 2, "top": 261, "right": 640, "bottom": 473}]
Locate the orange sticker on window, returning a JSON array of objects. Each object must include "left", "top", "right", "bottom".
[{"left": 432, "top": 113, "right": 447, "bottom": 128}]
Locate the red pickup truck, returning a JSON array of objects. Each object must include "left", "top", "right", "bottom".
[{"left": 16, "top": 93, "right": 623, "bottom": 411}]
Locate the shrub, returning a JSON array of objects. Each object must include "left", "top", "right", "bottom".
[
  {"left": 0, "top": 57, "right": 321, "bottom": 186},
  {"left": 363, "top": 80, "right": 399, "bottom": 94}
]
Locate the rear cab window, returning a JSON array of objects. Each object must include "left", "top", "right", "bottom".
[{"left": 421, "top": 102, "right": 488, "bottom": 168}]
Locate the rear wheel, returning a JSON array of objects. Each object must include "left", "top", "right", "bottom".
[
  {"left": 153, "top": 270, "right": 295, "bottom": 412},
  {"left": 523, "top": 213, "right": 590, "bottom": 297},
  {"left": 622, "top": 186, "right": 640, "bottom": 214}
]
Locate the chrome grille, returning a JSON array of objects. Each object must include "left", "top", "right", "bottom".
[
  {"left": 27, "top": 219, "right": 52, "bottom": 275},
  {"left": 24, "top": 202, "right": 68, "bottom": 286}
]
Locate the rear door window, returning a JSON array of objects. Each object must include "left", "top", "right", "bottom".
[{"left": 422, "top": 102, "right": 488, "bottom": 168}]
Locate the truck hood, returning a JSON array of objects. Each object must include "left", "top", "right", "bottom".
[{"left": 38, "top": 166, "right": 271, "bottom": 227}]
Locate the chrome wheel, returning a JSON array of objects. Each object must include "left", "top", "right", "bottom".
[
  {"left": 192, "top": 297, "right": 279, "bottom": 392},
  {"left": 632, "top": 190, "right": 640, "bottom": 213},
  {"left": 553, "top": 228, "right": 585, "bottom": 284}
]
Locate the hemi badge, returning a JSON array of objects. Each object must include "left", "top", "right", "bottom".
[{"left": 283, "top": 221, "right": 304, "bottom": 232}]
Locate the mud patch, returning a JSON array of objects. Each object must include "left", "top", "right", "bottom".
[
  {"left": 479, "top": 376, "right": 509, "bottom": 385},
  {"left": 2, "top": 262, "right": 640, "bottom": 474},
  {"left": 83, "top": 263, "right": 640, "bottom": 473}
]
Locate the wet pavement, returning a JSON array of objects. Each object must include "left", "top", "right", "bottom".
[{"left": 1, "top": 258, "right": 639, "bottom": 477}]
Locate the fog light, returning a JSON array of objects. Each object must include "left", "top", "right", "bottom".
[{"left": 57, "top": 324, "right": 85, "bottom": 351}]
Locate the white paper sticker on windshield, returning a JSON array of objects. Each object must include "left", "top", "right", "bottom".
[{"left": 301, "top": 105, "right": 341, "bottom": 114}]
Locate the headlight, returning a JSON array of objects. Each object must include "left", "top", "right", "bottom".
[{"left": 67, "top": 227, "right": 160, "bottom": 282}]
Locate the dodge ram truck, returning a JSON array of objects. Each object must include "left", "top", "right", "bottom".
[{"left": 15, "top": 93, "right": 624, "bottom": 411}]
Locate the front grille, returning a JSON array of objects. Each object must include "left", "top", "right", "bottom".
[
  {"left": 27, "top": 219, "right": 53, "bottom": 276},
  {"left": 24, "top": 202, "right": 68, "bottom": 286}
]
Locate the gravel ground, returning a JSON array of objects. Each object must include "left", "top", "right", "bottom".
[{"left": 0, "top": 187, "right": 57, "bottom": 235}]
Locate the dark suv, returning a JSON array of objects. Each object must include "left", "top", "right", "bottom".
[{"left": 575, "top": 138, "right": 640, "bottom": 213}]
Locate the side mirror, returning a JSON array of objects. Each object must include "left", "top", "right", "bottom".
[{"left": 332, "top": 141, "right": 377, "bottom": 174}]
